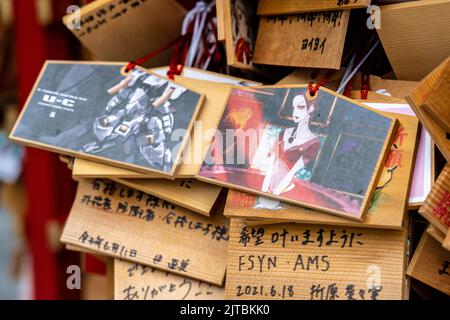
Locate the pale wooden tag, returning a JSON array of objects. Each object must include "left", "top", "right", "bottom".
[
  {"left": 65, "top": 159, "right": 222, "bottom": 217},
  {"left": 377, "top": 0, "right": 450, "bottom": 80},
  {"left": 407, "top": 56, "right": 450, "bottom": 163},
  {"left": 60, "top": 179, "right": 229, "bottom": 285},
  {"left": 426, "top": 224, "right": 446, "bottom": 244},
  {"left": 83, "top": 273, "right": 110, "bottom": 300},
  {"left": 406, "top": 232, "right": 450, "bottom": 295},
  {"left": 225, "top": 219, "right": 408, "bottom": 300},
  {"left": 112, "top": 178, "right": 222, "bottom": 217},
  {"left": 72, "top": 158, "right": 159, "bottom": 179},
  {"left": 444, "top": 231, "right": 450, "bottom": 251},
  {"left": 257, "top": 0, "right": 371, "bottom": 15},
  {"left": 63, "top": 0, "right": 185, "bottom": 67},
  {"left": 419, "top": 164, "right": 450, "bottom": 235},
  {"left": 216, "top": 0, "right": 226, "bottom": 41},
  {"left": 114, "top": 259, "right": 225, "bottom": 300},
  {"left": 253, "top": 11, "right": 350, "bottom": 69},
  {"left": 224, "top": 112, "right": 418, "bottom": 229},
  {"left": 421, "top": 58, "right": 450, "bottom": 133}
]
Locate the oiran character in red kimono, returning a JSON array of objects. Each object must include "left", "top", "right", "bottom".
[
  {"left": 231, "top": 0, "right": 253, "bottom": 65},
  {"left": 262, "top": 94, "right": 321, "bottom": 195}
]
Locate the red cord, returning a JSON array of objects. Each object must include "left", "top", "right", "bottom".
[
  {"left": 360, "top": 73, "right": 370, "bottom": 100},
  {"left": 308, "top": 69, "right": 335, "bottom": 96},
  {"left": 343, "top": 75, "right": 355, "bottom": 97},
  {"left": 125, "top": 16, "right": 197, "bottom": 79},
  {"left": 124, "top": 35, "right": 185, "bottom": 73}
]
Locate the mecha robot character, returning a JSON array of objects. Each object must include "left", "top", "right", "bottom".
[
  {"left": 82, "top": 70, "right": 166, "bottom": 161},
  {"left": 82, "top": 70, "right": 187, "bottom": 172},
  {"left": 139, "top": 82, "right": 187, "bottom": 172}
]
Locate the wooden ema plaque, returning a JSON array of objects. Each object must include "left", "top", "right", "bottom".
[
  {"left": 197, "top": 85, "right": 398, "bottom": 221},
  {"left": 113, "top": 259, "right": 225, "bottom": 300},
  {"left": 421, "top": 58, "right": 450, "bottom": 134},
  {"left": 60, "top": 179, "right": 229, "bottom": 286},
  {"left": 216, "top": 0, "right": 226, "bottom": 41},
  {"left": 427, "top": 224, "right": 446, "bottom": 244},
  {"left": 407, "top": 56, "right": 450, "bottom": 163},
  {"left": 63, "top": 0, "right": 185, "bottom": 67},
  {"left": 9, "top": 61, "right": 205, "bottom": 178},
  {"left": 253, "top": 11, "right": 349, "bottom": 69},
  {"left": 444, "top": 231, "right": 450, "bottom": 251},
  {"left": 419, "top": 164, "right": 450, "bottom": 235},
  {"left": 224, "top": 112, "right": 419, "bottom": 229},
  {"left": 67, "top": 160, "right": 223, "bottom": 218},
  {"left": 112, "top": 177, "right": 222, "bottom": 217},
  {"left": 257, "top": 0, "right": 371, "bottom": 15},
  {"left": 225, "top": 219, "right": 408, "bottom": 300},
  {"left": 72, "top": 158, "right": 158, "bottom": 179},
  {"left": 406, "top": 232, "right": 450, "bottom": 295},
  {"left": 223, "top": 0, "right": 259, "bottom": 69},
  {"left": 377, "top": 0, "right": 450, "bottom": 81}
]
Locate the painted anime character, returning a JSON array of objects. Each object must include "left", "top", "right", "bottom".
[
  {"left": 262, "top": 94, "right": 321, "bottom": 195},
  {"left": 231, "top": 0, "right": 253, "bottom": 64},
  {"left": 139, "top": 82, "right": 186, "bottom": 172},
  {"left": 82, "top": 70, "right": 185, "bottom": 172}
]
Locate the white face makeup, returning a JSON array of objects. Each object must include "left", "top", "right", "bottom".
[{"left": 292, "top": 95, "right": 309, "bottom": 123}]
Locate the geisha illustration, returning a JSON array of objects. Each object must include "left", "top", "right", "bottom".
[
  {"left": 262, "top": 94, "right": 321, "bottom": 195},
  {"left": 198, "top": 86, "right": 396, "bottom": 219},
  {"left": 231, "top": 0, "right": 254, "bottom": 65}
]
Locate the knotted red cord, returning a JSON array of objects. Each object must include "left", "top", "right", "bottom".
[{"left": 308, "top": 69, "right": 336, "bottom": 97}]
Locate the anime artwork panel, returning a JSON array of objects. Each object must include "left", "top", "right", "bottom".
[
  {"left": 12, "top": 63, "right": 201, "bottom": 173},
  {"left": 199, "top": 87, "right": 393, "bottom": 216}
]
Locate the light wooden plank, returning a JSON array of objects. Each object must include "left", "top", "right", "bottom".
[
  {"left": 257, "top": 0, "right": 371, "bottom": 15},
  {"left": 377, "top": 0, "right": 450, "bottom": 80},
  {"left": 225, "top": 219, "right": 408, "bottom": 300},
  {"left": 113, "top": 259, "right": 225, "bottom": 300},
  {"left": 216, "top": 0, "right": 226, "bottom": 41},
  {"left": 444, "top": 230, "right": 450, "bottom": 251},
  {"left": 421, "top": 58, "right": 450, "bottom": 133},
  {"left": 112, "top": 177, "right": 222, "bottom": 217},
  {"left": 426, "top": 224, "right": 446, "bottom": 244},
  {"left": 63, "top": 0, "right": 186, "bottom": 67},
  {"left": 253, "top": 11, "right": 349, "bottom": 69},
  {"left": 419, "top": 164, "right": 450, "bottom": 234},
  {"left": 406, "top": 232, "right": 450, "bottom": 295},
  {"left": 407, "top": 56, "right": 450, "bottom": 163},
  {"left": 60, "top": 179, "right": 229, "bottom": 286}
]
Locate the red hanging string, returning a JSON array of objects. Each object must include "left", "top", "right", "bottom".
[
  {"left": 308, "top": 69, "right": 336, "bottom": 96},
  {"left": 360, "top": 72, "right": 370, "bottom": 100},
  {"left": 125, "top": 16, "right": 197, "bottom": 79},
  {"left": 343, "top": 75, "right": 355, "bottom": 97},
  {"left": 124, "top": 36, "right": 184, "bottom": 73}
]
